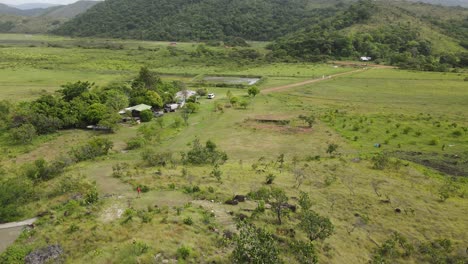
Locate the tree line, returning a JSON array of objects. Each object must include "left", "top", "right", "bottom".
[{"left": 0, "top": 67, "right": 181, "bottom": 143}]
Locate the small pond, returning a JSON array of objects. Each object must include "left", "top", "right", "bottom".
[{"left": 202, "top": 76, "right": 261, "bottom": 85}]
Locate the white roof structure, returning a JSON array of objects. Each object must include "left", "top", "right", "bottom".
[
  {"left": 119, "top": 104, "right": 152, "bottom": 114},
  {"left": 175, "top": 90, "right": 197, "bottom": 100}
]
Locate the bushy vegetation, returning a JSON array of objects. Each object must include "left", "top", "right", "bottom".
[
  {"left": 182, "top": 139, "right": 228, "bottom": 165},
  {"left": 69, "top": 137, "right": 113, "bottom": 162},
  {"left": 232, "top": 223, "right": 281, "bottom": 264}
]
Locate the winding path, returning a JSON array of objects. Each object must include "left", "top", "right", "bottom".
[
  {"left": 0, "top": 218, "right": 37, "bottom": 230},
  {"left": 261, "top": 68, "right": 366, "bottom": 94}
]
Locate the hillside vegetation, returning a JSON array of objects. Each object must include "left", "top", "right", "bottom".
[
  {"left": 269, "top": 0, "right": 468, "bottom": 70},
  {"left": 0, "top": 33, "right": 466, "bottom": 263},
  {"left": 53, "top": 0, "right": 343, "bottom": 41},
  {"left": 0, "top": 1, "right": 99, "bottom": 34},
  {"left": 51, "top": 0, "right": 468, "bottom": 71}
]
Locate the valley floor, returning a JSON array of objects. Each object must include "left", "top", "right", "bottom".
[{"left": 0, "top": 34, "right": 467, "bottom": 263}]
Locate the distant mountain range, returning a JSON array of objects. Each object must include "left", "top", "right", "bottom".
[
  {"left": 11, "top": 3, "right": 60, "bottom": 10},
  {"left": 0, "top": 1, "right": 99, "bottom": 33},
  {"left": 407, "top": 0, "right": 468, "bottom": 7}
]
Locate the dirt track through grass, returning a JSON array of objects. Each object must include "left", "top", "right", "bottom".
[{"left": 261, "top": 68, "right": 366, "bottom": 94}]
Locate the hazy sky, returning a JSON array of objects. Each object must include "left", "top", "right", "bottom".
[{"left": 0, "top": 0, "right": 84, "bottom": 5}]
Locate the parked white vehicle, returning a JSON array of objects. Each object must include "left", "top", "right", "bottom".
[{"left": 207, "top": 93, "right": 215, "bottom": 99}]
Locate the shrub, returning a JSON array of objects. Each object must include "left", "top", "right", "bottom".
[
  {"left": 137, "top": 123, "right": 160, "bottom": 142},
  {"left": 185, "top": 102, "right": 200, "bottom": 113},
  {"left": 210, "top": 164, "right": 222, "bottom": 182},
  {"left": 239, "top": 100, "right": 249, "bottom": 109},
  {"left": 22, "top": 158, "right": 67, "bottom": 182},
  {"left": 132, "top": 241, "right": 149, "bottom": 256},
  {"left": 451, "top": 130, "right": 462, "bottom": 137},
  {"left": 183, "top": 139, "right": 228, "bottom": 165},
  {"left": 428, "top": 138, "right": 439, "bottom": 146},
  {"left": 141, "top": 149, "right": 172, "bottom": 167},
  {"left": 84, "top": 187, "right": 99, "bottom": 205},
  {"left": 0, "top": 244, "right": 32, "bottom": 264},
  {"left": 126, "top": 137, "right": 146, "bottom": 150},
  {"left": 139, "top": 110, "right": 153, "bottom": 122},
  {"left": 326, "top": 143, "right": 339, "bottom": 156},
  {"left": 248, "top": 86, "right": 260, "bottom": 97},
  {"left": 248, "top": 187, "right": 270, "bottom": 200},
  {"left": 299, "top": 114, "right": 316, "bottom": 128},
  {"left": 69, "top": 138, "right": 113, "bottom": 162},
  {"left": 176, "top": 246, "right": 191, "bottom": 260},
  {"left": 265, "top": 174, "right": 276, "bottom": 184},
  {"left": 183, "top": 217, "right": 193, "bottom": 225},
  {"left": 230, "top": 96, "right": 239, "bottom": 106},
  {"left": 402, "top": 127, "right": 412, "bottom": 134},
  {"left": 196, "top": 88, "right": 207, "bottom": 96},
  {"left": 10, "top": 124, "right": 37, "bottom": 144},
  {"left": 173, "top": 116, "right": 183, "bottom": 128},
  {"left": 372, "top": 153, "right": 390, "bottom": 170}
]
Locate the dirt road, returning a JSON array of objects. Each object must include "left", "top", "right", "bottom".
[
  {"left": 261, "top": 68, "right": 366, "bottom": 94},
  {"left": 0, "top": 217, "right": 37, "bottom": 230}
]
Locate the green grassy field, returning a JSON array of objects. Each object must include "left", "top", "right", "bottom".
[{"left": 0, "top": 34, "right": 467, "bottom": 263}]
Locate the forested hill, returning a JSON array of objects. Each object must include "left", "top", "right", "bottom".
[
  {"left": 53, "top": 0, "right": 343, "bottom": 41},
  {"left": 269, "top": 0, "right": 468, "bottom": 70}
]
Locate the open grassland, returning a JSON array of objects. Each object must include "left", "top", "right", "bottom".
[
  {"left": 0, "top": 33, "right": 352, "bottom": 102},
  {"left": 0, "top": 35, "right": 467, "bottom": 263}
]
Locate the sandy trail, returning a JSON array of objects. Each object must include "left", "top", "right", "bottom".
[
  {"left": 261, "top": 68, "right": 366, "bottom": 94},
  {"left": 0, "top": 217, "right": 37, "bottom": 230}
]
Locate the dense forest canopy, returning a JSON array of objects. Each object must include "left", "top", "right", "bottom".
[{"left": 53, "top": 0, "right": 342, "bottom": 41}]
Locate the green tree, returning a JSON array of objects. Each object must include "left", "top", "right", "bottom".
[
  {"left": 292, "top": 240, "right": 318, "bottom": 264},
  {"left": 248, "top": 86, "right": 260, "bottom": 97},
  {"left": 135, "top": 66, "right": 161, "bottom": 90},
  {"left": 299, "top": 210, "right": 334, "bottom": 241},
  {"left": 230, "top": 96, "right": 239, "bottom": 107},
  {"left": 298, "top": 191, "right": 312, "bottom": 211},
  {"left": 269, "top": 187, "right": 289, "bottom": 225},
  {"left": 143, "top": 91, "right": 163, "bottom": 108},
  {"left": 232, "top": 223, "right": 282, "bottom": 264},
  {"left": 59, "top": 81, "right": 94, "bottom": 102},
  {"left": 85, "top": 103, "right": 108, "bottom": 124},
  {"left": 103, "top": 90, "right": 129, "bottom": 111},
  {"left": 98, "top": 110, "right": 122, "bottom": 132}
]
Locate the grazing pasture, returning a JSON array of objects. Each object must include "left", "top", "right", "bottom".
[{"left": 0, "top": 34, "right": 466, "bottom": 263}]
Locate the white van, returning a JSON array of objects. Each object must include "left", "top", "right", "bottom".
[{"left": 207, "top": 93, "right": 215, "bottom": 99}]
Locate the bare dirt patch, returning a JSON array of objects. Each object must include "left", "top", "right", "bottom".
[{"left": 392, "top": 151, "right": 467, "bottom": 177}]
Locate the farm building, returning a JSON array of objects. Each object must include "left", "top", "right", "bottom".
[{"left": 119, "top": 104, "right": 152, "bottom": 117}]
